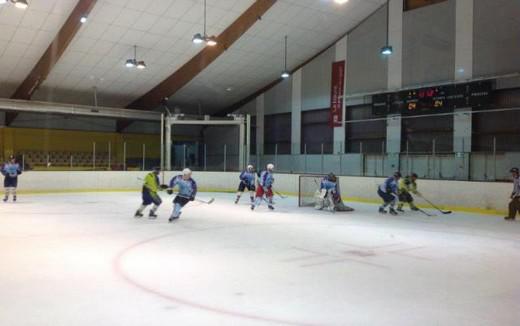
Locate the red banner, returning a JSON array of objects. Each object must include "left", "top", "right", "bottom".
[{"left": 330, "top": 61, "right": 345, "bottom": 128}]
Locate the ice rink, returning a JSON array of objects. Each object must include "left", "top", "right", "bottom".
[{"left": 1, "top": 191, "right": 520, "bottom": 326}]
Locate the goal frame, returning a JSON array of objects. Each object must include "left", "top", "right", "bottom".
[
  {"left": 298, "top": 174, "right": 340, "bottom": 207},
  {"left": 163, "top": 114, "right": 250, "bottom": 171}
]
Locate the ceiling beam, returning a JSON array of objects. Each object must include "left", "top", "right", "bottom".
[
  {"left": 116, "top": 0, "right": 278, "bottom": 132},
  {"left": 6, "top": 0, "right": 98, "bottom": 126}
]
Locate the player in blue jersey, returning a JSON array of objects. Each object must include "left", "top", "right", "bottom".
[
  {"left": 235, "top": 164, "right": 256, "bottom": 204},
  {"left": 167, "top": 168, "right": 197, "bottom": 222},
  {"left": 251, "top": 163, "right": 275, "bottom": 211},
  {"left": 315, "top": 173, "right": 354, "bottom": 212},
  {"left": 378, "top": 172, "right": 401, "bottom": 215},
  {"left": 2, "top": 155, "right": 22, "bottom": 203}
]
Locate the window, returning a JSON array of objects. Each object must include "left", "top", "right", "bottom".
[
  {"left": 401, "top": 115, "right": 453, "bottom": 153},
  {"left": 301, "top": 109, "right": 333, "bottom": 154},
  {"left": 345, "top": 105, "right": 386, "bottom": 153},
  {"left": 264, "top": 113, "right": 291, "bottom": 154},
  {"left": 473, "top": 88, "right": 520, "bottom": 152}
]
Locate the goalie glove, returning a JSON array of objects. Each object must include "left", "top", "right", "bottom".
[{"left": 160, "top": 184, "right": 169, "bottom": 191}]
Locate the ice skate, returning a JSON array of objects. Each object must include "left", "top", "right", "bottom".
[
  {"left": 389, "top": 208, "right": 398, "bottom": 216},
  {"left": 379, "top": 207, "right": 387, "bottom": 214},
  {"left": 134, "top": 210, "right": 144, "bottom": 218},
  {"left": 148, "top": 211, "right": 158, "bottom": 219}
]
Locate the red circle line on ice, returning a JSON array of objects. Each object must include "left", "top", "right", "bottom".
[{"left": 113, "top": 232, "right": 322, "bottom": 326}]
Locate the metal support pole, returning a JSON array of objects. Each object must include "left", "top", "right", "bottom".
[
  {"left": 223, "top": 144, "right": 227, "bottom": 172},
  {"left": 274, "top": 143, "right": 278, "bottom": 170},
  {"left": 123, "top": 142, "right": 127, "bottom": 171},
  {"left": 22, "top": 154, "right": 25, "bottom": 171},
  {"left": 304, "top": 144, "right": 307, "bottom": 173},
  {"left": 70, "top": 155, "right": 73, "bottom": 170},
  {"left": 93, "top": 142, "right": 96, "bottom": 170},
  {"left": 108, "top": 142, "right": 111, "bottom": 170},
  {"left": 183, "top": 144, "right": 187, "bottom": 169},
  {"left": 381, "top": 141, "right": 385, "bottom": 177},
  {"left": 239, "top": 119, "right": 246, "bottom": 171},
  {"left": 406, "top": 140, "right": 410, "bottom": 175},
  {"left": 204, "top": 144, "right": 207, "bottom": 171},
  {"left": 246, "top": 114, "right": 251, "bottom": 167},
  {"left": 432, "top": 139, "right": 436, "bottom": 178},
  {"left": 142, "top": 143, "right": 146, "bottom": 171},
  {"left": 160, "top": 113, "right": 164, "bottom": 172},
  {"left": 493, "top": 136, "right": 497, "bottom": 181},
  {"left": 321, "top": 143, "right": 324, "bottom": 174},
  {"left": 165, "top": 118, "right": 172, "bottom": 171}
]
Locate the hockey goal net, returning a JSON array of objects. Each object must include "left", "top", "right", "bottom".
[{"left": 298, "top": 174, "right": 340, "bottom": 207}]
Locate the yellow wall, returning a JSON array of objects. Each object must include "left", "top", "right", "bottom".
[{"left": 0, "top": 127, "right": 160, "bottom": 161}]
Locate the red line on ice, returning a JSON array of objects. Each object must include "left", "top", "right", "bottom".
[{"left": 113, "top": 233, "right": 323, "bottom": 326}]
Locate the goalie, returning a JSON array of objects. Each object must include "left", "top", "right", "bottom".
[{"left": 314, "top": 173, "right": 354, "bottom": 212}]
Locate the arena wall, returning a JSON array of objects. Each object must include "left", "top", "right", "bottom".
[{"left": 15, "top": 171, "right": 512, "bottom": 216}]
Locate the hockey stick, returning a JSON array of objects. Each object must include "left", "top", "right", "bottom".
[
  {"left": 418, "top": 195, "right": 452, "bottom": 215},
  {"left": 274, "top": 191, "right": 288, "bottom": 199},
  {"left": 417, "top": 208, "right": 436, "bottom": 217},
  {"left": 167, "top": 192, "right": 215, "bottom": 205}
]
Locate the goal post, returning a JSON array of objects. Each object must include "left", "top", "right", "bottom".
[{"left": 298, "top": 174, "right": 341, "bottom": 207}]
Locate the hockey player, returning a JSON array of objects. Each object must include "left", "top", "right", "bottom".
[
  {"left": 235, "top": 164, "right": 256, "bottom": 204},
  {"left": 251, "top": 163, "right": 275, "bottom": 211},
  {"left": 378, "top": 172, "right": 401, "bottom": 215},
  {"left": 2, "top": 155, "right": 22, "bottom": 202},
  {"left": 167, "top": 168, "right": 197, "bottom": 222},
  {"left": 134, "top": 167, "right": 166, "bottom": 219},
  {"left": 505, "top": 167, "right": 520, "bottom": 221},
  {"left": 397, "top": 173, "right": 420, "bottom": 212},
  {"left": 315, "top": 173, "right": 354, "bottom": 212}
]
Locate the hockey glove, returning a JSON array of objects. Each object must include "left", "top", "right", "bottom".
[
  {"left": 189, "top": 196, "right": 195, "bottom": 201},
  {"left": 167, "top": 189, "right": 173, "bottom": 195},
  {"left": 160, "top": 184, "right": 169, "bottom": 190}
]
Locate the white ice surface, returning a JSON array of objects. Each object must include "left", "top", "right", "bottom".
[{"left": 1, "top": 192, "right": 520, "bottom": 326}]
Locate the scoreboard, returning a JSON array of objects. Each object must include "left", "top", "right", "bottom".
[{"left": 372, "top": 81, "right": 492, "bottom": 116}]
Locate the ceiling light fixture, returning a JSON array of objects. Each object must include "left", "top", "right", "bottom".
[
  {"left": 334, "top": 0, "right": 349, "bottom": 4},
  {"left": 380, "top": 0, "right": 393, "bottom": 56},
  {"left": 13, "top": 0, "right": 28, "bottom": 9},
  {"left": 125, "top": 45, "right": 146, "bottom": 69},
  {"left": 80, "top": 15, "right": 88, "bottom": 23},
  {"left": 192, "top": 0, "right": 217, "bottom": 47},
  {"left": 136, "top": 60, "right": 146, "bottom": 70},
  {"left": 281, "top": 35, "right": 290, "bottom": 79},
  {"left": 0, "top": 0, "right": 29, "bottom": 9}
]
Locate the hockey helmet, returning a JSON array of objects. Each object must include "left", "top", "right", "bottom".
[
  {"left": 247, "top": 164, "right": 254, "bottom": 171},
  {"left": 182, "top": 168, "right": 192, "bottom": 176},
  {"left": 511, "top": 167, "right": 519, "bottom": 174},
  {"left": 393, "top": 171, "right": 402, "bottom": 179},
  {"left": 266, "top": 163, "right": 274, "bottom": 171},
  {"left": 327, "top": 173, "right": 337, "bottom": 183}
]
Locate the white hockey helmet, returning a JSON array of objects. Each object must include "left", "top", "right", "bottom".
[
  {"left": 182, "top": 168, "right": 192, "bottom": 176},
  {"left": 247, "top": 164, "right": 254, "bottom": 171},
  {"left": 266, "top": 163, "right": 274, "bottom": 171}
]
